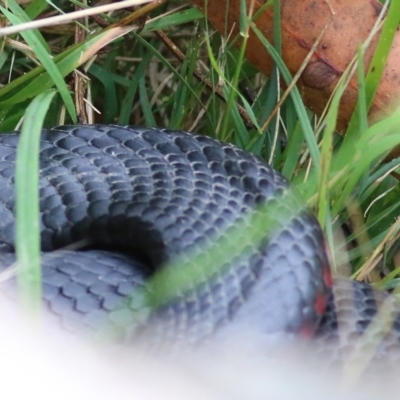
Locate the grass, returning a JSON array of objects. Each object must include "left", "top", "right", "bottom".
[
  {"left": 15, "top": 89, "right": 57, "bottom": 314},
  {"left": 0, "top": 0, "right": 400, "bottom": 353}
]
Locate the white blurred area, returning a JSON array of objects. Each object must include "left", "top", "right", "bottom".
[{"left": 0, "top": 306, "right": 397, "bottom": 400}]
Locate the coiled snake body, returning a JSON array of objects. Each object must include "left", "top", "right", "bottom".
[{"left": 0, "top": 125, "right": 399, "bottom": 369}]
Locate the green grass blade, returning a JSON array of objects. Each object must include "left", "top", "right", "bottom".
[
  {"left": 219, "top": 10, "right": 249, "bottom": 141},
  {"left": 0, "top": 27, "right": 132, "bottom": 108},
  {"left": 25, "top": 0, "right": 50, "bottom": 19},
  {"left": 340, "top": 0, "right": 400, "bottom": 159},
  {"left": 16, "top": 89, "right": 57, "bottom": 314},
  {"left": 281, "top": 121, "right": 305, "bottom": 179},
  {"left": 143, "top": 8, "right": 204, "bottom": 33},
  {"left": 132, "top": 32, "right": 207, "bottom": 121},
  {"left": 2, "top": 0, "right": 50, "bottom": 51},
  {"left": 88, "top": 64, "right": 119, "bottom": 124},
  {"left": 118, "top": 51, "right": 152, "bottom": 125},
  {"left": 364, "top": 0, "right": 399, "bottom": 111},
  {"left": 1, "top": 2, "right": 76, "bottom": 122},
  {"left": 249, "top": 21, "right": 320, "bottom": 169},
  {"left": 139, "top": 76, "right": 156, "bottom": 127}
]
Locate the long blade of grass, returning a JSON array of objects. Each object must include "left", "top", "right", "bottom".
[
  {"left": 25, "top": 0, "right": 50, "bottom": 20},
  {"left": 3, "top": 0, "right": 50, "bottom": 51},
  {"left": 132, "top": 32, "right": 207, "bottom": 119},
  {"left": 88, "top": 64, "right": 119, "bottom": 124},
  {"left": 16, "top": 89, "right": 57, "bottom": 314},
  {"left": 0, "top": 26, "right": 134, "bottom": 107},
  {"left": 219, "top": 0, "right": 250, "bottom": 141},
  {"left": 340, "top": 0, "right": 399, "bottom": 160},
  {"left": 1, "top": 1, "right": 76, "bottom": 121},
  {"left": 363, "top": 0, "right": 399, "bottom": 112},
  {"left": 316, "top": 52, "right": 355, "bottom": 227},
  {"left": 249, "top": 21, "right": 320, "bottom": 169},
  {"left": 118, "top": 51, "right": 152, "bottom": 124},
  {"left": 143, "top": 7, "right": 204, "bottom": 33}
]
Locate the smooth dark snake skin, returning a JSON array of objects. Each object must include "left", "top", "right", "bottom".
[{"left": 0, "top": 125, "right": 399, "bottom": 371}]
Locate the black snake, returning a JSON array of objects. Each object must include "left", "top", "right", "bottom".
[{"left": 0, "top": 125, "right": 399, "bottom": 372}]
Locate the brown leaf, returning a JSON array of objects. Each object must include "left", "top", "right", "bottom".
[{"left": 190, "top": 0, "right": 400, "bottom": 131}]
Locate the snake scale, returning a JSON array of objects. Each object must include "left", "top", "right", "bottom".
[{"left": 0, "top": 124, "right": 399, "bottom": 372}]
